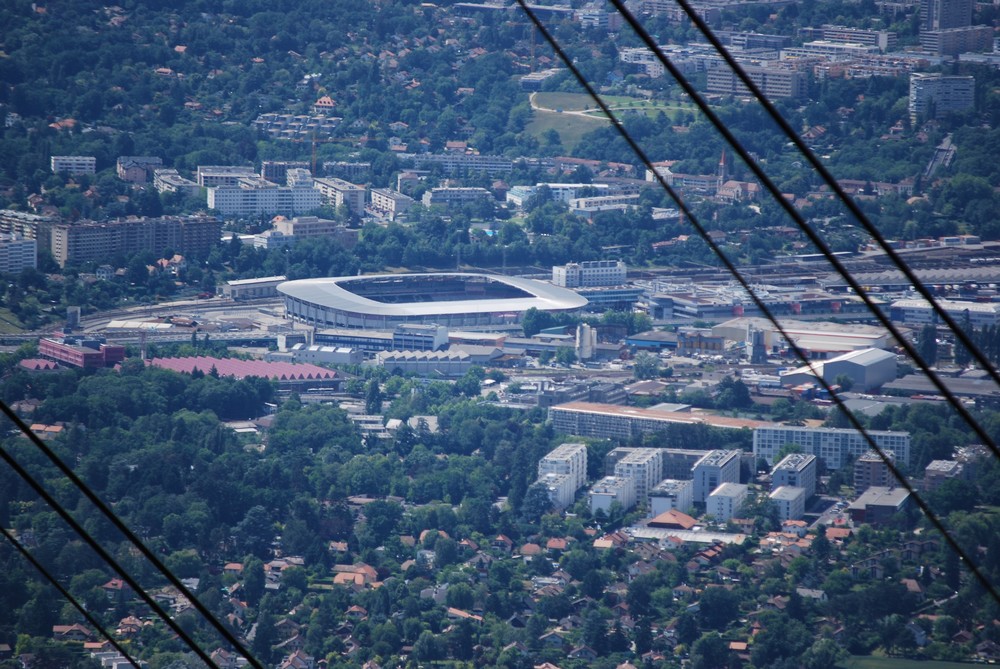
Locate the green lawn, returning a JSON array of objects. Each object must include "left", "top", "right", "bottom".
[
  {"left": 841, "top": 656, "right": 976, "bottom": 669},
  {"left": 527, "top": 91, "right": 694, "bottom": 151},
  {"left": 524, "top": 110, "right": 608, "bottom": 153},
  {"left": 0, "top": 308, "right": 25, "bottom": 333}
]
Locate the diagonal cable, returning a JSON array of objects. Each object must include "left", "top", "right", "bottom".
[
  {"left": 513, "top": 0, "right": 1000, "bottom": 606},
  {"left": 656, "top": 0, "right": 1000, "bottom": 395},
  {"left": 0, "top": 401, "right": 265, "bottom": 669},
  {"left": 0, "top": 439, "right": 223, "bottom": 669},
  {"left": 600, "top": 0, "right": 1000, "bottom": 465},
  {"left": 0, "top": 524, "right": 144, "bottom": 669}
]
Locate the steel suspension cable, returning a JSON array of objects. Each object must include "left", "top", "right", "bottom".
[
  {"left": 600, "top": 0, "right": 1000, "bottom": 466},
  {"left": 0, "top": 524, "right": 144, "bottom": 669},
  {"left": 0, "top": 402, "right": 265, "bottom": 669},
  {"left": 513, "top": 0, "right": 1000, "bottom": 607}
]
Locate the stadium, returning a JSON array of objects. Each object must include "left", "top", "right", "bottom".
[{"left": 278, "top": 273, "right": 589, "bottom": 329}]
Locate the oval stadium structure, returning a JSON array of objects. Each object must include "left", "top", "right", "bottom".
[{"left": 279, "top": 273, "right": 589, "bottom": 329}]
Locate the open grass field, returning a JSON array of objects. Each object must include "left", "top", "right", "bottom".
[
  {"left": 0, "top": 308, "right": 25, "bottom": 334},
  {"left": 526, "top": 91, "right": 696, "bottom": 151},
  {"left": 841, "top": 656, "right": 978, "bottom": 669}
]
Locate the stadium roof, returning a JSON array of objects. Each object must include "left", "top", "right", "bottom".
[{"left": 277, "top": 273, "right": 588, "bottom": 317}]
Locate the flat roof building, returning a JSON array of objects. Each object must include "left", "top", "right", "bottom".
[
  {"left": 769, "top": 486, "right": 806, "bottom": 521},
  {"left": 649, "top": 479, "right": 694, "bottom": 517},
  {"left": 772, "top": 453, "right": 817, "bottom": 499},
  {"left": 590, "top": 476, "right": 637, "bottom": 514},
  {"left": 754, "top": 425, "right": 910, "bottom": 469},
  {"left": 614, "top": 448, "right": 664, "bottom": 505},
  {"left": 692, "top": 449, "right": 741, "bottom": 504},
  {"left": 854, "top": 450, "right": 896, "bottom": 492},
  {"left": 539, "top": 442, "right": 588, "bottom": 492},
  {"left": 550, "top": 401, "right": 766, "bottom": 441},
  {"left": 51, "top": 156, "right": 96, "bottom": 175},
  {"left": 847, "top": 486, "right": 912, "bottom": 526},
  {"left": 707, "top": 482, "right": 748, "bottom": 522}
]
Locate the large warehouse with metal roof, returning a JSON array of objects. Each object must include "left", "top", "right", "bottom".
[{"left": 278, "top": 273, "right": 589, "bottom": 329}]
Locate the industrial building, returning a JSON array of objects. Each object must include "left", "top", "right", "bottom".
[
  {"left": 779, "top": 347, "right": 897, "bottom": 392},
  {"left": 712, "top": 317, "right": 895, "bottom": 357}
]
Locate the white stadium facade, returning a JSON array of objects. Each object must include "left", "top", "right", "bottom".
[{"left": 278, "top": 273, "right": 589, "bottom": 328}]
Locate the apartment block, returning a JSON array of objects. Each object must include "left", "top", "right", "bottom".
[
  {"left": 921, "top": 0, "right": 973, "bottom": 31},
  {"left": 313, "top": 177, "right": 366, "bottom": 216},
  {"left": 692, "top": 449, "right": 741, "bottom": 504},
  {"left": 0, "top": 234, "right": 36, "bottom": 273},
  {"left": 799, "top": 25, "right": 897, "bottom": 51},
  {"left": 405, "top": 152, "right": 513, "bottom": 176},
  {"left": 769, "top": 486, "right": 806, "bottom": 521},
  {"left": 538, "top": 442, "right": 588, "bottom": 491},
  {"left": 153, "top": 169, "right": 200, "bottom": 195},
  {"left": 50, "top": 215, "right": 222, "bottom": 267},
  {"left": 707, "top": 482, "right": 748, "bottom": 522},
  {"left": 922, "top": 459, "right": 964, "bottom": 492},
  {"left": 537, "top": 472, "right": 578, "bottom": 510},
  {"left": 854, "top": 450, "right": 896, "bottom": 491},
  {"left": 552, "top": 260, "right": 627, "bottom": 288},
  {"left": 196, "top": 165, "right": 257, "bottom": 187},
  {"left": 549, "top": 401, "right": 766, "bottom": 441},
  {"left": 264, "top": 215, "right": 358, "bottom": 249},
  {"left": 50, "top": 156, "right": 96, "bottom": 175},
  {"left": 0, "top": 210, "right": 58, "bottom": 245},
  {"left": 706, "top": 63, "right": 808, "bottom": 99},
  {"left": 207, "top": 178, "right": 323, "bottom": 217},
  {"left": 369, "top": 188, "right": 416, "bottom": 221},
  {"left": 589, "top": 476, "right": 637, "bottom": 514},
  {"left": 920, "top": 26, "right": 994, "bottom": 56},
  {"left": 614, "top": 448, "right": 664, "bottom": 503},
  {"left": 771, "top": 453, "right": 817, "bottom": 499},
  {"left": 753, "top": 425, "right": 910, "bottom": 469},
  {"left": 261, "top": 161, "right": 309, "bottom": 183},
  {"left": 421, "top": 187, "right": 493, "bottom": 209},
  {"left": 908, "top": 73, "right": 975, "bottom": 123},
  {"left": 649, "top": 479, "right": 694, "bottom": 516},
  {"left": 116, "top": 156, "right": 163, "bottom": 183}
]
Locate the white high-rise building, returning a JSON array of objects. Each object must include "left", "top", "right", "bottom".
[
  {"left": 753, "top": 425, "right": 910, "bottom": 469},
  {"left": 649, "top": 479, "right": 694, "bottom": 516},
  {"left": 590, "top": 476, "right": 637, "bottom": 514},
  {"left": 0, "top": 234, "right": 36, "bottom": 273},
  {"left": 552, "top": 260, "right": 627, "bottom": 288},
  {"left": 771, "top": 453, "right": 817, "bottom": 499},
  {"left": 614, "top": 448, "right": 664, "bottom": 504},
  {"left": 769, "top": 486, "right": 806, "bottom": 521},
  {"left": 707, "top": 482, "right": 748, "bottom": 522},
  {"left": 692, "top": 449, "right": 741, "bottom": 504},
  {"left": 538, "top": 442, "right": 588, "bottom": 491}
]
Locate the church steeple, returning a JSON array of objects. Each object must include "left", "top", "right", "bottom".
[{"left": 717, "top": 148, "right": 729, "bottom": 190}]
